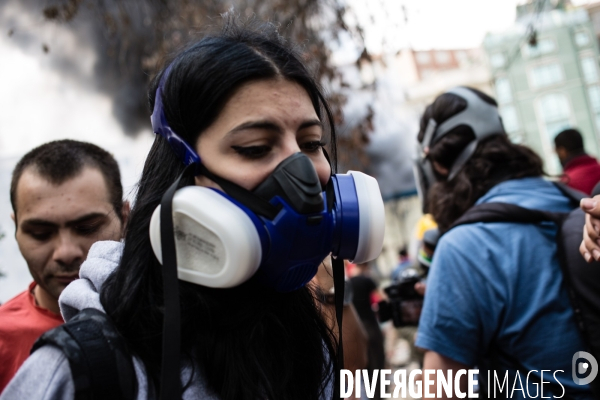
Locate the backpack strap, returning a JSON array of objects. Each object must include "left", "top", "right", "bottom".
[
  {"left": 449, "top": 202, "right": 566, "bottom": 231},
  {"left": 32, "top": 308, "right": 137, "bottom": 400},
  {"left": 448, "top": 181, "right": 584, "bottom": 233},
  {"left": 552, "top": 181, "right": 586, "bottom": 205}
]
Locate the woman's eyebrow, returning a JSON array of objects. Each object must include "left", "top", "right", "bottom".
[
  {"left": 299, "top": 119, "right": 323, "bottom": 130},
  {"left": 228, "top": 121, "right": 282, "bottom": 135},
  {"left": 227, "top": 119, "right": 323, "bottom": 135}
]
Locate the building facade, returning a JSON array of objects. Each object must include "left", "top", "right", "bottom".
[{"left": 484, "top": 2, "right": 600, "bottom": 174}]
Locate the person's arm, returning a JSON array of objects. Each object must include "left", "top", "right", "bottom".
[
  {"left": 414, "top": 281, "right": 426, "bottom": 296},
  {"left": 579, "top": 196, "right": 600, "bottom": 261},
  {"left": 0, "top": 345, "right": 74, "bottom": 400},
  {"left": 415, "top": 229, "right": 501, "bottom": 395},
  {"left": 422, "top": 351, "right": 469, "bottom": 399}
]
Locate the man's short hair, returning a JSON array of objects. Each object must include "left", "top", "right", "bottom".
[
  {"left": 554, "top": 128, "right": 584, "bottom": 153},
  {"left": 10, "top": 140, "right": 124, "bottom": 220}
]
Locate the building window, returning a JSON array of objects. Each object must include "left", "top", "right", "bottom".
[
  {"left": 489, "top": 53, "right": 505, "bottom": 68},
  {"left": 529, "top": 63, "right": 563, "bottom": 88},
  {"left": 581, "top": 56, "right": 599, "bottom": 83},
  {"left": 589, "top": 84, "right": 600, "bottom": 110},
  {"left": 593, "top": 13, "right": 600, "bottom": 35},
  {"left": 435, "top": 51, "right": 451, "bottom": 64},
  {"left": 419, "top": 68, "right": 434, "bottom": 79},
  {"left": 522, "top": 38, "right": 556, "bottom": 58},
  {"left": 588, "top": 85, "right": 600, "bottom": 132},
  {"left": 416, "top": 52, "right": 431, "bottom": 64},
  {"left": 500, "top": 105, "right": 519, "bottom": 134},
  {"left": 495, "top": 77, "right": 512, "bottom": 104},
  {"left": 538, "top": 93, "right": 571, "bottom": 137},
  {"left": 575, "top": 31, "right": 590, "bottom": 47},
  {"left": 455, "top": 50, "right": 468, "bottom": 63}
]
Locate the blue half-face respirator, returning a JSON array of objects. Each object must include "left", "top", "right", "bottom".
[
  {"left": 149, "top": 74, "right": 385, "bottom": 293},
  {"left": 414, "top": 87, "right": 506, "bottom": 213}
]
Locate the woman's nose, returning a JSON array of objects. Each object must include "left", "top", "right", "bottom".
[{"left": 279, "top": 136, "right": 302, "bottom": 160}]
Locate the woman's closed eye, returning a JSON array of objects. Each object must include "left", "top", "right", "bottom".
[
  {"left": 301, "top": 140, "right": 326, "bottom": 153},
  {"left": 231, "top": 145, "right": 272, "bottom": 159}
]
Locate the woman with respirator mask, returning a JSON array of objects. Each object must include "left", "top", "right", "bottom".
[{"left": 1, "top": 16, "right": 385, "bottom": 400}]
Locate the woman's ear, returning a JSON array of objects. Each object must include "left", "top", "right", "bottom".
[
  {"left": 555, "top": 146, "right": 569, "bottom": 164},
  {"left": 120, "top": 201, "right": 131, "bottom": 238},
  {"left": 432, "top": 161, "right": 449, "bottom": 178}
]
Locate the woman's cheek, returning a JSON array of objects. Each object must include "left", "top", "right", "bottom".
[{"left": 314, "top": 158, "right": 331, "bottom": 187}]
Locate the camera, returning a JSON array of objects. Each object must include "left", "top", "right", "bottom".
[
  {"left": 378, "top": 228, "right": 438, "bottom": 327},
  {"left": 377, "top": 267, "right": 426, "bottom": 327}
]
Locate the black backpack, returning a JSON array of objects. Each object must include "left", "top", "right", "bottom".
[
  {"left": 448, "top": 183, "right": 600, "bottom": 397},
  {"left": 31, "top": 308, "right": 137, "bottom": 400}
]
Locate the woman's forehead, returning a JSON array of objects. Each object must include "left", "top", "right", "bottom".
[{"left": 218, "top": 79, "right": 319, "bottom": 122}]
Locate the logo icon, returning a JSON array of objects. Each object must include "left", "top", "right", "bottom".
[{"left": 572, "top": 351, "right": 598, "bottom": 385}]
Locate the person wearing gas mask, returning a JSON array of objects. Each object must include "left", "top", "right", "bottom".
[
  {"left": 1, "top": 17, "right": 385, "bottom": 400},
  {"left": 413, "top": 87, "right": 594, "bottom": 398}
]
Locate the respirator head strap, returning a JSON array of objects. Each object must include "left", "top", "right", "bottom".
[
  {"left": 332, "top": 255, "right": 345, "bottom": 399},
  {"left": 420, "top": 118, "right": 437, "bottom": 156},
  {"left": 415, "top": 118, "right": 439, "bottom": 214},
  {"left": 433, "top": 87, "right": 505, "bottom": 146},
  {"left": 151, "top": 65, "right": 203, "bottom": 175},
  {"left": 413, "top": 158, "right": 436, "bottom": 214},
  {"left": 321, "top": 148, "right": 335, "bottom": 212},
  {"left": 431, "top": 87, "right": 506, "bottom": 181},
  {"left": 158, "top": 164, "right": 196, "bottom": 400},
  {"left": 196, "top": 163, "right": 281, "bottom": 220},
  {"left": 413, "top": 87, "right": 506, "bottom": 210}
]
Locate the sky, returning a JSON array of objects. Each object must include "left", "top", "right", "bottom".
[
  {"left": 348, "top": 0, "right": 594, "bottom": 53},
  {"left": 0, "top": 0, "right": 596, "bottom": 301},
  {"left": 349, "top": 0, "right": 521, "bottom": 53}
]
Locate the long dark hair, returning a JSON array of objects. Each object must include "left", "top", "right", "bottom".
[
  {"left": 100, "top": 17, "right": 337, "bottom": 399},
  {"left": 418, "top": 87, "right": 544, "bottom": 231}
]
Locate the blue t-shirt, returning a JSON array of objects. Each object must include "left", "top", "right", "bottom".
[{"left": 416, "top": 178, "right": 594, "bottom": 399}]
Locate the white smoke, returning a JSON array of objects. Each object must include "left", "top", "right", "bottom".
[{"left": 0, "top": 6, "right": 153, "bottom": 302}]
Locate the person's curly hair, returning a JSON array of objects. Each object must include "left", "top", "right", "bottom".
[{"left": 418, "top": 87, "right": 544, "bottom": 231}]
